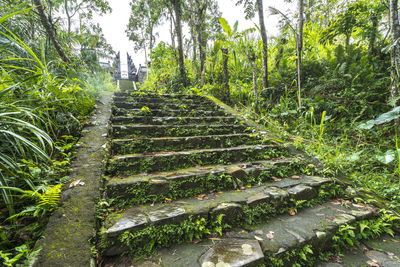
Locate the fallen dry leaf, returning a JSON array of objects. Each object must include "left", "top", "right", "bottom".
[
  {"left": 391, "top": 239, "right": 400, "bottom": 243},
  {"left": 366, "top": 260, "right": 379, "bottom": 267},
  {"left": 266, "top": 231, "right": 274, "bottom": 239},
  {"left": 272, "top": 177, "right": 282, "bottom": 182},
  {"left": 69, "top": 179, "right": 85, "bottom": 188},
  {"left": 254, "top": 235, "right": 263, "bottom": 241},
  {"left": 291, "top": 175, "right": 301, "bottom": 180},
  {"left": 196, "top": 194, "right": 206, "bottom": 200},
  {"left": 289, "top": 208, "right": 296, "bottom": 216}
]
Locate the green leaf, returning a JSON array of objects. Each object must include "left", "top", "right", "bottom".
[
  {"left": 219, "top": 17, "right": 232, "bottom": 37},
  {"left": 376, "top": 150, "right": 396, "bottom": 164},
  {"left": 358, "top": 106, "right": 400, "bottom": 130}
]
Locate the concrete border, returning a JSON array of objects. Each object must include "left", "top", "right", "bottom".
[{"left": 34, "top": 92, "right": 113, "bottom": 267}]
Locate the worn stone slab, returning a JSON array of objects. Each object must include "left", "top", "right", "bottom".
[
  {"left": 229, "top": 201, "right": 376, "bottom": 256},
  {"left": 111, "top": 115, "right": 238, "bottom": 125},
  {"left": 114, "top": 101, "right": 221, "bottom": 111},
  {"left": 33, "top": 92, "right": 113, "bottom": 267},
  {"left": 110, "top": 133, "right": 261, "bottom": 154},
  {"left": 199, "top": 239, "right": 264, "bottom": 267},
  {"left": 105, "top": 161, "right": 327, "bottom": 207},
  {"left": 119, "top": 202, "right": 377, "bottom": 267},
  {"left": 111, "top": 124, "right": 249, "bottom": 138},
  {"left": 113, "top": 95, "right": 210, "bottom": 104},
  {"left": 103, "top": 176, "right": 335, "bottom": 242},
  {"left": 112, "top": 107, "right": 229, "bottom": 117},
  {"left": 316, "top": 235, "right": 400, "bottom": 267},
  {"left": 113, "top": 92, "right": 206, "bottom": 100},
  {"left": 107, "top": 145, "right": 275, "bottom": 175}
]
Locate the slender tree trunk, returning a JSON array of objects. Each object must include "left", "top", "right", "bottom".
[
  {"left": 195, "top": 0, "right": 207, "bottom": 86},
  {"left": 251, "top": 56, "right": 258, "bottom": 112},
  {"left": 172, "top": 0, "right": 187, "bottom": 87},
  {"left": 390, "top": 0, "right": 400, "bottom": 102},
  {"left": 369, "top": 14, "right": 378, "bottom": 54},
  {"left": 34, "top": 0, "right": 70, "bottom": 63},
  {"left": 189, "top": 17, "right": 198, "bottom": 78},
  {"left": 296, "top": 0, "right": 304, "bottom": 108},
  {"left": 256, "top": 0, "right": 268, "bottom": 88},
  {"left": 221, "top": 48, "right": 230, "bottom": 103},
  {"left": 64, "top": 0, "right": 72, "bottom": 50}
]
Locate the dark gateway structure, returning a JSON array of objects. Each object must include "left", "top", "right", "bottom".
[{"left": 112, "top": 51, "right": 139, "bottom": 82}]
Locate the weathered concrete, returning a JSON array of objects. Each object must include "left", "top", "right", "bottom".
[{"left": 34, "top": 92, "right": 113, "bottom": 267}]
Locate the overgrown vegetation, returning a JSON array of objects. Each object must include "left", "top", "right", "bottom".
[
  {"left": 0, "top": 1, "right": 116, "bottom": 265},
  {"left": 137, "top": 0, "right": 400, "bottom": 220}
]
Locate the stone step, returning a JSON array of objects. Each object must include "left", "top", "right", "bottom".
[
  {"left": 113, "top": 96, "right": 210, "bottom": 104},
  {"left": 114, "top": 92, "right": 204, "bottom": 100},
  {"left": 112, "top": 107, "right": 229, "bottom": 117},
  {"left": 110, "top": 133, "right": 261, "bottom": 155},
  {"left": 111, "top": 124, "right": 249, "bottom": 138},
  {"left": 113, "top": 101, "right": 221, "bottom": 111},
  {"left": 105, "top": 158, "right": 307, "bottom": 207},
  {"left": 100, "top": 175, "right": 336, "bottom": 257},
  {"left": 106, "top": 145, "right": 285, "bottom": 175},
  {"left": 111, "top": 116, "right": 238, "bottom": 125},
  {"left": 117, "top": 201, "right": 376, "bottom": 267},
  {"left": 316, "top": 234, "right": 400, "bottom": 266}
]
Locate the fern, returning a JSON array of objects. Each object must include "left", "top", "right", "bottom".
[
  {"left": 38, "top": 184, "right": 62, "bottom": 207},
  {"left": 1, "top": 184, "right": 62, "bottom": 221}
]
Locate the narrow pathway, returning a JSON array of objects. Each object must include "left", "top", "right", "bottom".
[
  {"left": 98, "top": 91, "right": 393, "bottom": 266},
  {"left": 34, "top": 92, "right": 113, "bottom": 267}
]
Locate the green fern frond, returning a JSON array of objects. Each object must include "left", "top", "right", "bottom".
[{"left": 38, "top": 184, "right": 62, "bottom": 207}]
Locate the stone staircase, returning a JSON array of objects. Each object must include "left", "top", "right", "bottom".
[{"left": 98, "top": 92, "right": 388, "bottom": 266}]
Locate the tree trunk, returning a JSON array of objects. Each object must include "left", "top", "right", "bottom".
[
  {"left": 251, "top": 57, "right": 258, "bottom": 113},
  {"left": 172, "top": 0, "right": 187, "bottom": 87},
  {"left": 256, "top": 0, "right": 268, "bottom": 89},
  {"left": 296, "top": 0, "right": 304, "bottom": 108},
  {"left": 195, "top": 0, "right": 207, "bottom": 86},
  {"left": 390, "top": 0, "right": 400, "bottom": 103},
  {"left": 369, "top": 14, "right": 378, "bottom": 54},
  {"left": 34, "top": 0, "right": 70, "bottom": 63},
  {"left": 189, "top": 17, "right": 198, "bottom": 78},
  {"left": 64, "top": 0, "right": 72, "bottom": 50},
  {"left": 221, "top": 48, "right": 230, "bottom": 103}
]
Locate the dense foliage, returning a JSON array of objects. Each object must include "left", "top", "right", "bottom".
[
  {"left": 0, "top": 1, "right": 116, "bottom": 265},
  {"left": 135, "top": 0, "right": 400, "bottom": 223}
]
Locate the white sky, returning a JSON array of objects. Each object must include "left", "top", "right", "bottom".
[{"left": 93, "top": 0, "right": 293, "bottom": 68}]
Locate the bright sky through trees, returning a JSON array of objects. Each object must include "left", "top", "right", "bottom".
[{"left": 93, "top": 0, "right": 291, "bottom": 67}]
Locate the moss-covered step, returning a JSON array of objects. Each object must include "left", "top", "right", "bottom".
[
  {"left": 113, "top": 96, "right": 211, "bottom": 104},
  {"left": 105, "top": 158, "right": 308, "bottom": 207},
  {"left": 112, "top": 107, "right": 229, "bottom": 117},
  {"left": 106, "top": 145, "right": 286, "bottom": 175},
  {"left": 100, "top": 175, "right": 334, "bottom": 257},
  {"left": 114, "top": 92, "right": 205, "bottom": 99},
  {"left": 113, "top": 101, "right": 221, "bottom": 111},
  {"left": 111, "top": 124, "right": 250, "bottom": 138},
  {"left": 111, "top": 115, "right": 239, "bottom": 125},
  {"left": 316, "top": 234, "right": 400, "bottom": 266},
  {"left": 122, "top": 201, "right": 377, "bottom": 267},
  {"left": 110, "top": 133, "right": 262, "bottom": 154}
]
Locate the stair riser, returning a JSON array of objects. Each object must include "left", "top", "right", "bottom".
[
  {"left": 106, "top": 147, "right": 285, "bottom": 175},
  {"left": 100, "top": 182, "right": 339, "bottom": 257},
  {"left": 113, "top": 102, "right": 220, "bottom": 111},
  {"left": 111, "top": 116, "right": 237, "bottom": 125},
  {"left": 114, "top": 93, "right": 205, "bottom": 100},
  {"left": 111, "top": 125, "right": 249, "bottom": 138},
  {"left": 112, "top": 107, "right": 228, "bottom": 117},
  {"left": 106, "top": 161, "right": 311, "bottom": 208},
  {"left": 113, "top": 96, "right": 210, "bottom": 104},
  {"left": 111, "top": 134, "right": 261, "bottom": 154}
]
